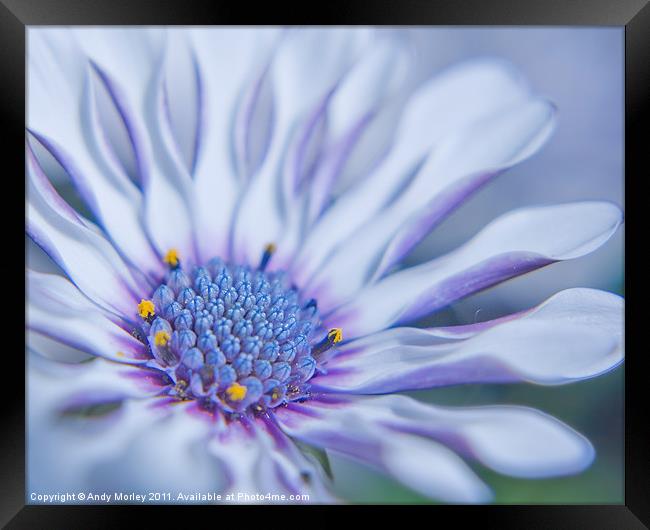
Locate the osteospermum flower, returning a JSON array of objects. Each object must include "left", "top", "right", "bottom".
[{"left": 27, "top": 27, "right": 624, "bottom": 503}]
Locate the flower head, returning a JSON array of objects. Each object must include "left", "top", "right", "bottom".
[
  {"left": 27, "top": 27, "right": 623, "bottom": 503},
  {"left": 139, "top": 253, "right": 333, "bottom": 413}
]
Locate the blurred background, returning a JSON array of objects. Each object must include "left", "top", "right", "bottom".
[{"left": 27, "top": 27, "right": 624, "bottom": 503}]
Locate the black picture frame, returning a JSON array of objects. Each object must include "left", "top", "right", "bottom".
[{"left": 5, "top": 0, "right": 647, "bottom": 526}]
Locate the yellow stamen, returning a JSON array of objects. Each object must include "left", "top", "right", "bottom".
[
  {"left": 226, "top": 382, "right": 247, "bottom": 402},
  {"left": 264, "top": 243, "right": 277, "bottom": 254},
  {"left": 154, "top": 330, "right": 171, "bottom": 347},
  {"left": 137, "top": 299, "right": 155, "bottom": 319},
  {"left": 328, "top": 328, "right": 343, "bottom": 344},
  {"left": 163, "top": 248, "right": 180, "bottom": 268}
]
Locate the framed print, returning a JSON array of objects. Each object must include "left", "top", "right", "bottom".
[{"left": 3, "top": 0, "right": 648, "bottom": 526}]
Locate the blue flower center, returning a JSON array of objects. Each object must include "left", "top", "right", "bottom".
[{"left": 136, "top": 253, "right": 339, "bottom": 415}]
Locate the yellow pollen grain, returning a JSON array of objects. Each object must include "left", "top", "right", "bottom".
[
  {"left": 328, "top": 328, "right": 343, "bottom": 344},
  {"left": 116, "top": 351, "right": 125, "bottom": 358},
  {"left": 226, "top": 382, "right": 247, "bottom": 402},
  {"left": 137, "top": 299, "right": 155, "bottom": 319},
  {"left": 264, "top": 242, "right": 277, "bottom": 254},
  {"left": 154, "top": 330, "right": 171, "bottom": 347},
  {"left": 163, "top": 248, "right": 180, "bottom": 267}
]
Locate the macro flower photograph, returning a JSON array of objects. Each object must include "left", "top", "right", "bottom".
[{"left": 26, "top": 26, "right": 624, "bottom": 504}]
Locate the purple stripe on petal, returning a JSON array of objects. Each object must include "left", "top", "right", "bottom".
[
  {"left": 315, "top": 294, "right": 623, "bottom": 394},
  {"left": 149, "top": 396, "right": 182, "bottom": 410},
  {"left": 260, "top": 414, "right": 293, "bottom": 450},
  {"left": 58, "top": 390, "right": 125, "bottom": 411},
  {"left": 234, "top": 63, "right": 272, "bottom": 181},
  {"left": 274, "top": 397, "right": 492, "bottom": 502},
  {"left": 89, "top": 60, "right": 148, "bottom": 187},
  {"left": 25, "top": 138, "right": 81, "bottom": 223},
  {"left": 298, "top": 395, "right": 595, "bottom": 480},
  {"left": 29, "top": 326, "right": 148, "bottom": 364},
  {"left": 397, "top": 251, "right": 552, "bottom": 325},
  {"left": 325, "top": 203, "right": 621, "bottom": 340},
  {"left": 282, "top": 402, "right": 323, "bottom": 419},
  {"left": 423, "top": 310, "right": 530, "bottom": 338},
  {"left": 28, "top": 270, "right": 148, "bottom": 362},
  {"left": 306, "top": 109, "right": 375, "bottom": 223},
  {"left": 324, "top": 251, "right": 542, "bottom": 336},
  {"left": 26, "top": 134, "right": 99, "bottom": 222},
  {"left": 375, "top": 170, "right": 498, "bottom": 279},
  {"left": 288, "top": 85, "right": 337, "bottom": 195},
  {"left": 27, "top": 129, "right": 163, "bottom": 287},
  {"left": 383, "top": 420, "right": 476, "bottom": 460},
  {"left": 26, "top": 221, "right": 144, "bottom": 314},
  {"left": 116, "top": 366, "right": 173, "bottom": 393},
  {"left": 189, "top": 52, "right": 204, "bottom": 177},
  {"left": 310, "top": 356, "right": 519, "bottom": 394}
]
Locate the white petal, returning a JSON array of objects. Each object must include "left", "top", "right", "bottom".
[
  {"left": 27, "top": 148, "right": 148, "bottom": 317},
  {"left": 207, "top": 418, "right": 335, "bottom": 502},
  {"left": 29, "top": 396, "right": 165, "bottom": 495},
  {"left": 139, "top": 37, "right": 198, "bottom": 262},
  {"left": 27, "top": 270, "right": 149, "bottom": 363},
  {"left": 276, "top": 398, "right": 491, "bottom": 502},
  {"left": 316, "top": 288, "right": 623, "bottom": 393},
  {"left": 302, "top": 35, "right": 414, "bottom": 223},
  {"left": 292, "top": 58, "right": 532, "bottom": 287},
  {"left": 319, "top": 34, "right": 415, "bottom": 197},
  {"left": 231, "top": 28, "right": 373, "bottom": 266},
  {"left": 28, "top": 331, "right": 95, "bottom": 364},
  {"left": 380, "top": 433, "right": 492, "bottom": 503},
  {"left": 71, "top": 28, "right": 197, "bottom": 262},
  {"left": 190, "top": 28, "right": 281, "bottom": 261},
  {"left": 373, "top": 97, "right": 556, "bottom": 276},
  {"left": 87, "top": 403, "right": 226, "bottom": 495},
  {"left": 28, "top": 28, "right": 166, "bottom": 280},
  {"left": 160, "top": 31, "right": 203, "bottom": 175},
  {"left": 313, "top": 395, "right": 595, "bottom": 479},
  {"left": 326, "top": 202, "right": 622, "bottom": 338},
  {"left": 302, "top": 98, "right": 556, "bottom": 311},
  {"left": 28, "top": 351, "right": 169, "bottom": 404},
  {"left": 274, "top": 35, "right": 415, "bottom": 266},
  {"left": 28, "top": 350, "right": 219, "bottom": 496},
  {"left": 429, "top": 406, "right": 595, "bottom": 478}
]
